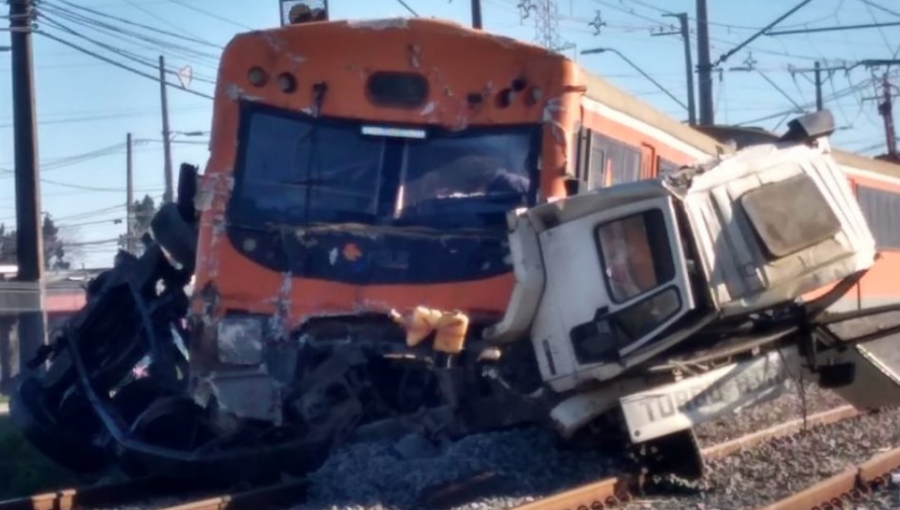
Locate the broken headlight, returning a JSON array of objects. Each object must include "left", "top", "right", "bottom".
[{"left": 216, "top": 315, "right": 266, "bottom": 366}]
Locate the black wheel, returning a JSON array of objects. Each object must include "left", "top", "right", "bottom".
[
  {"left": 130, "top": 396, "right": 216, "bottom": 452},
  {"left": 150, "top": 203, "right": 197, "bottom": 273}
]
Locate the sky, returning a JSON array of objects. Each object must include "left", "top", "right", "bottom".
[{"left": 0, "top": 0, "right": 897, "bottom": 269}]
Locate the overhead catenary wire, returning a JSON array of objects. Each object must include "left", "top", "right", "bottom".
[{"left": 393, "top": 0, "right": 419, "bottom": 17}]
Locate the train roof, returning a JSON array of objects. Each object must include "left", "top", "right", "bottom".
[
  {"left": 578, "top": 68, "right": 729, "bottom": 158},
  {"left": 269, "top": 18, "right": 897, "bottom": 180},
  {"left": 578, "top": 69, "right": 900, "bottom": 181}
]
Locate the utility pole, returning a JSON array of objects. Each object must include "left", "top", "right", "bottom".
[
  {"left": 697, "top": 0, "right": 815, "bottom": 126},
  {"left": 696, "top": 0, "right": 714, "bottom": 125},
  {"left": 159, "top": 55, "right": 174, "bottom": 204},
  {"left": 471, "top": 0, "right": 482, "bottom": 29},
  {"left": 815, "top": 61, "right": 823, "bottom": 111},
  {"left": 9, "top": 0, "right": 46, "bottom": 376},
  {"left": 879, "top": 72, "right": 897, "bottom": 157},
  {"left": 126, "top": 133, "right": 135, "bottom": 254},
  {"left": 787, "top": 61, "right": 847, "bottom": 112},
  {"left": 653, "top": 13, "right": 696, "bottom": 125}
]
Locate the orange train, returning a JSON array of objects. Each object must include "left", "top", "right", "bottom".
[{"left": 10, "top": 16, "right": 900, "bottom": 482}]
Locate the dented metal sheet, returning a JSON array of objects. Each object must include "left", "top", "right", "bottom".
[{"left": 347, "top": 18, "right": 408, "bottom": 30}]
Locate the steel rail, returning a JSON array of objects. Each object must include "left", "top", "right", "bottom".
[
  {"left": 0, "top": 405, "right": 866, "bottom": 510},
  {"left": 754, "top": 444, "right": 900, "bottom": 510},
  {"left": 157, "top": 480, "right": 308, "bottom": 510},
  {"left": 0, "top": 477, "right": 164, "bottom": 510},
  {"left": 506, "top": 405, "right": 864, "bottom": 510},
  {"left": 700, "top": 405, "right": 861, "bottom": 460}
]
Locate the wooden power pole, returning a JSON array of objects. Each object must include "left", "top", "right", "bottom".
[
  {"left": 159, "top": 55, "right": 174, "bottom": 204},
  {"left": 471, "top": 0, "right": 482, "bottom": 29},
  {"left": 9, "top": 0, "right": 46, "bottom": 376},
  {"left": 126, "top": 133, "right": 135, "bottom": 253},
  {"left": 696, "top": 0, "right": 714, "bottom": 125}
]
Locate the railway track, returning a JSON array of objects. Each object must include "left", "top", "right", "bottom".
[
  {"left": 501, "top": 405, "right": 864, "bottom": 510},
  {"left": 0, "top": 476, "right": 308, "bottom": 510},
  {"left": 0, "top": 402, "right": 881, "bottom": 510}
]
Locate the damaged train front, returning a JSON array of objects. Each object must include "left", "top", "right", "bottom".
[{"left": 6, "top": 18, "right": 588, "bottom": 484}]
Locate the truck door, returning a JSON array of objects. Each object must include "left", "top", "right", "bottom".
[{"left": 530, "top": 193, "right": 697, "bottom": 386}]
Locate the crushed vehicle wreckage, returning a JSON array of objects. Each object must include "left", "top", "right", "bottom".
[{"left": 11, "top": 110, "right": 900, "bottom": 485}]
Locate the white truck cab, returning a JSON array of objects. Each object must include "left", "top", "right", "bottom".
[{"left": 485, "top": 111, "right": 884, "bottom": 444}]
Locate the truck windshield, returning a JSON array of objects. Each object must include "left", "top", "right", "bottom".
[{"left": 230, "top": 105, "right": 539, "bottom": 230}]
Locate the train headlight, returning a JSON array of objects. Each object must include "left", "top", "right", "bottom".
[{"left": 216, "top": 315, "right": 265, "bottom": 365}]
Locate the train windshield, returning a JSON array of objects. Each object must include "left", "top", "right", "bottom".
[{"left": 230, "top": 105, "right": 539, "bottom": 230}]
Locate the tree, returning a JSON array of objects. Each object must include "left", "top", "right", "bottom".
[
  {"left": 119, "top": 194, "right": 158, "bottom": 254},
  {"left": 0, "top": 224, "right": 14, "bottom": 265},
  {"left": 42, "top": 214, "right": 71, "bottom": 270},
  {"left": 0, "top": 213, "right": 75, "bottom": 270}
]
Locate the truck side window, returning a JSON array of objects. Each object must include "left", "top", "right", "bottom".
[
  {"left": 572, "top": 210, "right": 682, "bottom": 365},
  {"left": 596, "top": 210, "right": 675, "bottom": 303}
]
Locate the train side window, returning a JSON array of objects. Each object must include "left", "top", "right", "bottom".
[
  {"left": 857, "top": 185, "right": 900, "bottom": 250},
  {"left": 658, "top": 157, "right": 680, "bottom": 177},
  {"left": 588, "top": 133, "right": 642, "bottom": 189}
]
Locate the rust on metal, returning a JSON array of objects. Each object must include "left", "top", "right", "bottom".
[
  {"left": 507, "top": 476, "right": 632, "bottom": 510},
  {"left": 857, "top": 444, "right": 900, "bottom": 483},
  {"left": 0, "top": 477, "right": 161, "bottom": 510},
  {"left": 701, "top": 406, "right": 860, "bottom": 460},
  {"left": 754, "top": 444, "right": 900, "bottom": 510},
  {"left": 755, "top": 467, "right": 857, "bottom": 510}
]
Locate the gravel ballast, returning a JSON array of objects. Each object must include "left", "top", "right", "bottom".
[
  {"left": 692, "top": 381, "right": 846, "bottom": 446},
  {"left": 285, "top": 382, "right": 854, "bottom": 510},
  {"left": 627, "top": 406, "right": 900, "bottom": 510}
]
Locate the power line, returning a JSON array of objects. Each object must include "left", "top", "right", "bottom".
[
  {"left": 37, "top": 4, "right": 221, "bottom": 70},
  {"left": 38, "top": 13, "right": 218, "bottom": 86},
  {"left": 394, "top": 0, "right": 419, "bottom": 16},
  {"left": 34, "top": 29, "right": 215, "bottom": 100},
  {"left": 38, "top": 2, "right": 222, "bottom": 70},
  {"left": 57, "top": 218, "right": 123, "bottom": 229},
  {"left": 164, "top": 0, "right": 253, "bottom": 30},
  {"left": 41, "top": 177, "right": 162, "bottom": 193},
  {"left": 50, "top": 0, "right": 221, "bottom": 49}
]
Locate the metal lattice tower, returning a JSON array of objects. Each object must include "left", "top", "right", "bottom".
[{"left": 519, "top": 0, "right": 563, "bottom": 51}]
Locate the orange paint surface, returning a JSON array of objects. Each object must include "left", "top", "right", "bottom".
[{"left": 190, "top": 16, "right": 900, "bottom": 375}]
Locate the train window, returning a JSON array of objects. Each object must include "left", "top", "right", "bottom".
[
  {"left": 588, "top": 133, "right": 642, "bottom": 189},
  {"left": 857, "top": 185, "right": 900, "bottom": 250},
  {"left": 658, "top": 157, "right": 680, "bottom": 177}
]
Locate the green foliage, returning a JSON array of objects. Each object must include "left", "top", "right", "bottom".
[
  {"left": 119, "top": 194, "right": 158, "bottom": 254},
  {"left": 0, "top": 213, "right": 73, "bottom": 270},
  {"left": 0, "top": 416, "right": 96, "bottom": 500}
]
